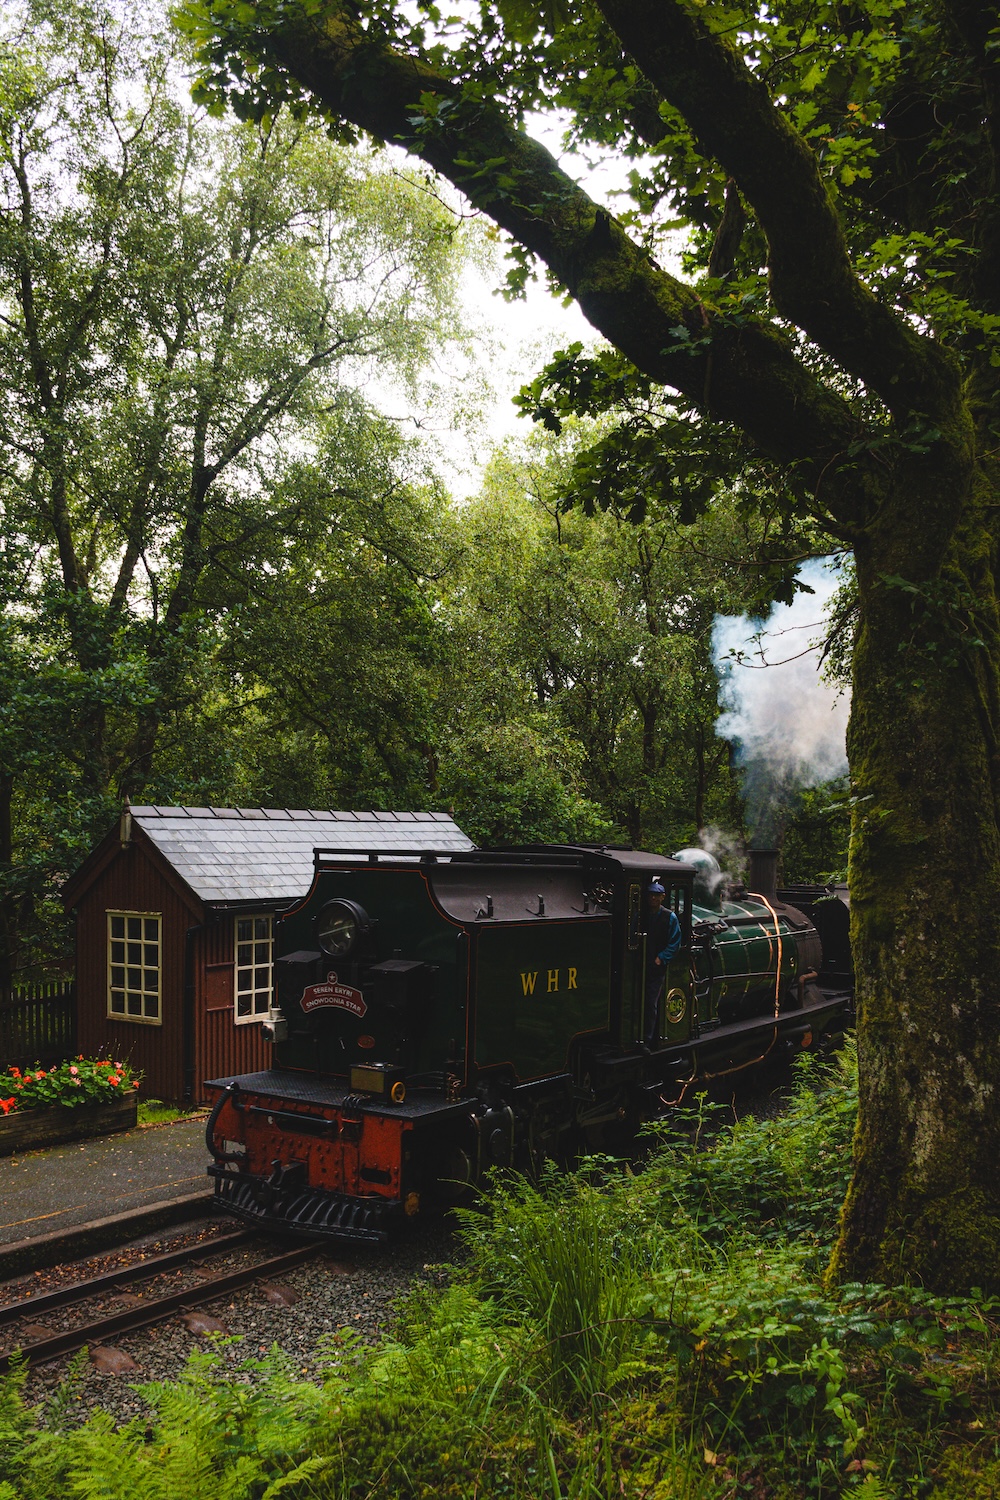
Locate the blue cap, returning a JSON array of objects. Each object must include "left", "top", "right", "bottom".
[{"left": 648, "top": 881, "right": 665, "bottom": 894}]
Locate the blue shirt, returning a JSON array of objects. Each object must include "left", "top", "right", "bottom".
[
  {"left": 658, "top": 908, "right": 682, "bottom": 965},
  {"left": 648, "top": 905, "right": 682, "bottom": 971}
]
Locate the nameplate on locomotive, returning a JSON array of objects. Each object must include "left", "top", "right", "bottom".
[{"left": 300, "top": 972, "right": 368, "bottom": 1017}]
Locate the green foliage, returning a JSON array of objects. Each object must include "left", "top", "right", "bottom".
[
  {"left": 440, "top": 430, "right": 771, "bottom": 850},
  {"left": 781, "top": 777, "right": 852, "bottom": 884},
  {"left": 453, "top": 1162, "right": 655, "bottom": 1399},
  {"left": 646, "top": 1045, "right": 860, "bottom": 1256},
  {"left": 438, "top": 723, "right": 612, "bottom": 847},
  {"left": 14, "top": 1343, "right": 330, "bottom": 1500},
  {"left": 136, "top": 1099, "right": 203, "bottom": 1126},
  {"left": 513, "top": 346, "right": 816, "bottom": 556},
  {"left": 0, "top": 0, "right": 477, "bottom": 979}
]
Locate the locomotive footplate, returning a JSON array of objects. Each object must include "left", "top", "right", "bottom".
[
  {"left": 590, "top": 989, "right": 852, "bottom": 1083},
  {"left": 204, "top": 1069, "right": 473, "bottom": 1119}
]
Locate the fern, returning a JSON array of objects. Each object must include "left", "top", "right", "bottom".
[{"left": 259, "top": 1456, "right": 332, "bottom": 1498}]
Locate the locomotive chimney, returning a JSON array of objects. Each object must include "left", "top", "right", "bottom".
[{"left": 748, "top": 848, "right": 779, "bottom": 903}]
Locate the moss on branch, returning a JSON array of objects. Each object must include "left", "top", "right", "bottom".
[
  {"left": 185, "top": 0, "right": 886, "bottom": 531},
  {"left": 594, "top": 0, "right": 963, "bottom": 420}
]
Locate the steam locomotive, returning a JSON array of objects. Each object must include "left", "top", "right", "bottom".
[{"left": 204, "top": 843, "right": 852, "bottom": 1242}]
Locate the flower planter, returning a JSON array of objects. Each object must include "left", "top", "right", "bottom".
[{"left": 0, "top": 1091, "right": 138, "bottom": 1158}]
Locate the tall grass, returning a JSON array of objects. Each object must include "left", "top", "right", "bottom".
[{"left": 453, "top": 1162, "right": 657, "bottom": 1401}]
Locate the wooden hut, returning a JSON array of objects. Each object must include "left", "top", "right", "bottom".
[{"left": 62, "top": 805, "right": 473, "bottom": 1103}]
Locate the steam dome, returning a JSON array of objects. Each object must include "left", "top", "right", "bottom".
[{"left": 673, "top": 847, "right": 724, "bottom": 909}]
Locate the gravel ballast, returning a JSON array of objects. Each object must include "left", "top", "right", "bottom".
[{"left": 20, "top": 1224, "right": 457, "bottom": 1429}]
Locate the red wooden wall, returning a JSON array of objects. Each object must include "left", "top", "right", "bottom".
[
  {"left": 75, "top": 841, "right": 197, "bottom": 1101},
  {"left": 195, "top": 913, "right": 270, "bottom": 1098},
  {"left": 75, "top": 843, "right": 270, "bottom": 1103}
]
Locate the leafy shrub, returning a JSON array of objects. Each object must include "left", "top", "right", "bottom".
[
  {"left": 0, "top": 1345, "right": 328, "bottom": 1500},
  {"left": 0, "top": 1056, "right": 140, "bottom": 1113},
  {"left": 644, "top": 1041, "right": 859, "bottom": 1256}
]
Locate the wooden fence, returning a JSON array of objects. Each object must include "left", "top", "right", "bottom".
[{"left": 0, "top": 981, "right": 77, "bottom": 1072}]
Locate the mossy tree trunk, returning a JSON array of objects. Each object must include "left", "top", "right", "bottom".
[
  {"left": 186, "top": 0, "right": 1000, "bottom": 1288},
  {"left": 832, "top": 457, "right": 1000, "bottom": 1287}
]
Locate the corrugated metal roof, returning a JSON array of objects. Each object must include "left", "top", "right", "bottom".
[{"left": 129, "top": 806, "right": 474, "bottom": 905}]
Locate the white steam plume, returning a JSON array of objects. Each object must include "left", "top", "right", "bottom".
[{"left": 713, "top": 559, "right": 850, "bottom": 843}]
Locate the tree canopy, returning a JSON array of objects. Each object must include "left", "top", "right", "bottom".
[
  {"left": 181, "top": 0, "right": 1000, "bottom": 1292},
  {"left": 0, "top": 0, "right": 473, "bottom": 981}
]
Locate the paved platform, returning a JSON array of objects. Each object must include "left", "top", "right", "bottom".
[{"left": 0, "top": 1117, "right": 212, "bottom": 1247}]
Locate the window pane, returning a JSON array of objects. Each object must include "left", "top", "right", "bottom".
[
  {"left": 109, "top": 911, "right": 160, "bottom": 1023},
  {"left": 235, "top": 913, "right": 271, "bottom": 1020}
]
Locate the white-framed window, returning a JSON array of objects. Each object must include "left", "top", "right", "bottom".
[
  {"left": 235, "top": 914, "right": 273, "bottom": 1022},
  {"left": 108, "top": 911, "right": 161, "bottom": 1024}
]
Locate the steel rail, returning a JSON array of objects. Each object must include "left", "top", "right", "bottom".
[
  {"left": 0, "top": 1231, "right": 255, "bottom": 1328},
  {"left": 0, "top": 1242, "right": 320, "bottom": 1372}
]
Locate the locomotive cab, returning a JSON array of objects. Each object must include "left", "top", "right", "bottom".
[{"left": 204, "top": 843, "right": 851, "bottom": 1243}]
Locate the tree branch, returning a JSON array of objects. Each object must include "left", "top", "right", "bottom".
[
  {"left": 237, "top": 5, "right": 884, "bottom": 531},
  {"left": 593, "top": 0, "right": 962, "bottom": 418}
]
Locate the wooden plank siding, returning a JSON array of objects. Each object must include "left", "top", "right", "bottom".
[
  {"left": 194, "top": 913, "right": 270, "bottom": 1103},
  {"left": 73, "top": 842, "right": 275, "bottom": 1102},
  {"left": 75, "top": 840, "right": 200, "bottom": 1102}
]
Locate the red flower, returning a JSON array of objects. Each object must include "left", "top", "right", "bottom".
[
  {"left": 109, "top": 1076, "right": 119, "bottom": 1086},
  {"left": 9, "top": 1068, "right": 20, "bottom": 1078},
  {"left": 0, "top": 1098, "right": 17, "bottom": 1115}
]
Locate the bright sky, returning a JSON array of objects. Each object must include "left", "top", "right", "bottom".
[{"left": 387, "top": 111, "right": 679, "bottom": 498}]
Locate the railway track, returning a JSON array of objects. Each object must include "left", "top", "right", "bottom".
[{"left": 0, "top": 1229, "right": 323, "bottom": 1372}]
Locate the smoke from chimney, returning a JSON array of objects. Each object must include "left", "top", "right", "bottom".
[{"left": 712, "top": 560, "right": 849, "bottom": 843}]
